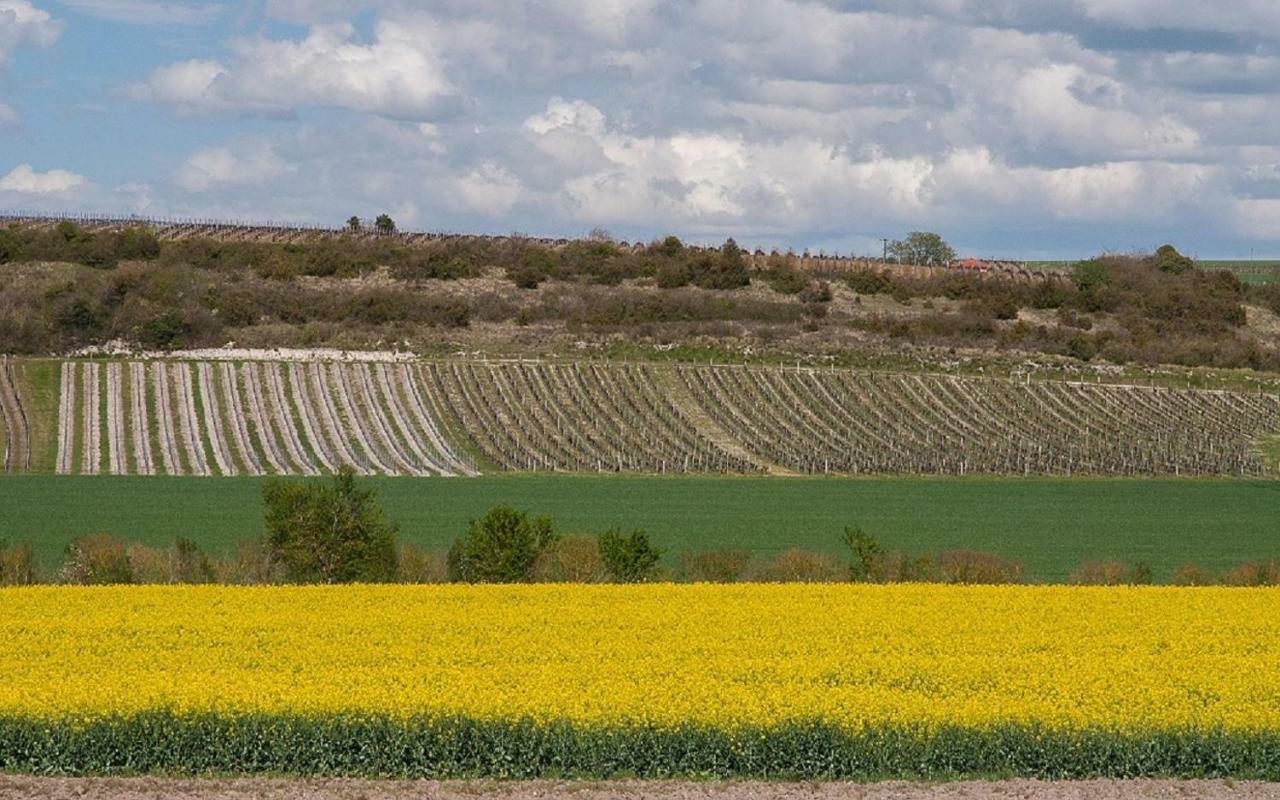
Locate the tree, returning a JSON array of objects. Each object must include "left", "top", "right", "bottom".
[
  {"left": 842, "top": 525, "right": 884, "bottom": 582},
  {"left": 447, "top": 505, "right": 557, "bottom": 583},
  {"left": 887, "top": 231, "right": 956, "bottom": 265},
  {"left": 692, "top": 238, "right": 751, "bottom": 289},
  {"left": 347, "top": 216, "right": 362, "bottom": 232},
  {"left": 374, "top": 214, "right": 396, "bottom": 234},
  {"left": 262, "top": 468, "right": 399, "bottom": 583},
  {"left": 598, "top": 528, "right": 663, "bottom": 582},
  {"left": 1154, "top": 244, "right": 1194, "bottom": 275}
]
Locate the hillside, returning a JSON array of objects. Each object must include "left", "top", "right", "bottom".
[{"left": 4, "top": 218, "right": 1280, "bottom": 375}]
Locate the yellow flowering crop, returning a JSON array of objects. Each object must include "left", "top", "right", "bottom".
[{"left": 1, "top": 584, "right": 1278, "bottom": 732}]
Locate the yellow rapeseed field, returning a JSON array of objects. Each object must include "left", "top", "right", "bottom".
[{"left": 1, "top": 584, "right": 1278, "bottom": 731}]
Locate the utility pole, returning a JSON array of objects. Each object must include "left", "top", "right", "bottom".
[{"left": 880, "top": 238, "right": 890, "bottom": 262}]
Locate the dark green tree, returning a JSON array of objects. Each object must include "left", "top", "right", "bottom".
[
  {"left": 374, "top": 214, "right": 396, "bottom": 234},
  {"left": 842, "top": 525, "right": 884, "bottom": 582},
  {"left": 448, "top": 505, "right": 557, "bottom": 583},
  {"left": 347, "top": 216, "right": 362, "bottom": 232},
  {"left": 598, "top": 528, "right": 663, "bottom": 582},
  {"left": 262, "top": 468, "right": 399, "bottom": 583},
  {"left": 887, "top": 231, "right": 956, "bottom": 265}
]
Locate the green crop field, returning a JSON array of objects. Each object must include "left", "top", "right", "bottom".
[{"left": 1, "top": 474, "right": 1277, "bottom": 582}]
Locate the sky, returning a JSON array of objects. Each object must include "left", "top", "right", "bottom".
[{"left": 2, "top": 1, "right": 1280, "bottom": 258}]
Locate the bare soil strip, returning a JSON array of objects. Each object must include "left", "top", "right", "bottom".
[
  {"left": 151, "top": 362, "right": 183, "bottom": 475},
  {"left": 242, "top": 362, "right": 288, "bottom": 474},
  {"left": 373, "top": 363, "right": 440, "bottom": 475},
  {"left": 172, "top": 363, "right": 210, "bottom": 477},
  {"left": 196, "top": 362, "right": 235, "bottom": 476},
  {"left": 105, "top": 363, "right": 126, "bottom": 474},
  {"left": 354, "top": 364, "right": 422, "bottom": 476},
  {"left": 55, "top": 362, "right": 74, "bottom": 474},
  {"left": 0, "top": 777, "right": 1275, "bottom": 800},
  {"left": 218, "top": 363, "right": 263, "bottom": 476},
  {"left": 128, "top": 362, "right": 154, "bottom": 475},
  {"left": 305, "top": 361, "right": 368, "bottom": 474},
  {"left": 330, "top": 362, "right": 394, "bottom": 474},
  {"left": 0, "top": 356, "right": 29, "bottom": 473},
  {"left": 402, "top": 363, "right": 474, "bottom": 476},
  {"left": 80, "top": 362, "right": 100, "bottom": 475},
  {"left": 264, "top": 363, "right": 319, "bottom": 476},
  {"left": 288, "top": 362, "right": 338, "bottom": 473}
]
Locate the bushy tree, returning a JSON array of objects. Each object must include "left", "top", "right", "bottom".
[
  {"left": 262, "top": 468, "right": 399, "bottom": 583},
  {"left": 1154, "top": 244, "right": 1194, "bottom": 275},
  {"left": 347, "top": 216, "right": 362, "bottom": 232},
  {"left": 59, "top": 533, "right": 133, "bottom": 585},
  {"left": 887, "top": 232, "right": 956, "bottom": 265},
  {"left": 448, "top": 505, "right": 557, "bottom": 583},
  {"left": 374, "top": 214, "right": 396, "bottom": 234},
  {"left": 842, "top": 525, "right": 884, "bottom": 582},
  {"left": 598, "top": 528, "right": 663, "bottom": 582}
]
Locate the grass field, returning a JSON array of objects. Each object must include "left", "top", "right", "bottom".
[{"left": 1, "top": 475, "right": 1277, "bottom": 582}]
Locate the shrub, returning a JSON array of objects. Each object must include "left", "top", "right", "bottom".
[
  {"left": 262, "top": 468, "right": 399, "bottom": 584},
  {"left": 126, "top": 543, "right": 169, "bottom": 584},
  {"left": 1172, "top": 563, "right": 1215, "bottom": 586},
  {"left": 1070, "top": 560, "right": 1129, "bottom": 586},
  {"left": 1222, "top": 559, "right": 1280, "bottom": 587},
  {"left": 447, "top": 506, "right": 557, "bottom": 583},
  {"left": 598, "top": 528, "right": 663, "bottom": 582},
  {"left": 531, "top": 534, "right": 608, "bottom": 583},
  {"left": 395, "top": 543, "right": 448, "bottom": 584},
  {"left": 1127, "top": 561, "right": 1154, "bottom": 585},
  {"left": 0, "top": 540, "right": 37, "bottom": 585},
  {"left": 1154, "top": 244, "right": 1193, "bottom": 275},
  {"left": 678, "top": 548, "right": 752, "bottom": 583},
  {"left": 59, "top": 533, "right": 133, "bottom": 585},
  {"left": 170, "top": 537, "right": 216, "bottom": 584},
  {"left": 933, "top": 549, "right": 1024, "bottom": 584},
  {"left": 842, "top": 526, "right": 884, "bottom": 582},
  {"left": 797, "top": 281, "right": 832, "bottom": 304},
  {"left": 749, "top": 548, "right": 841, "bottom": 583},
  {"left": 215, "top": 539, "right": 279, "bottom": 585}
]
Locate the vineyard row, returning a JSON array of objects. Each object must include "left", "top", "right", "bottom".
[{"left": 36, "top": 359, "right": 1280, "bottom": 477}]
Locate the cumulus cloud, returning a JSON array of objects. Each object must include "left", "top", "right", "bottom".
[
  {"left": 77, "top": 0, "right": 1280, "bottom": 250},
  {"left": 130, "top": 21, "right": 458, "bottom": 119},
  {"left": 0, "top": 164, "right": 87, "bottom": 193},
  {"left": 175, "top": 143, "right": 291, "bottom": 192}
]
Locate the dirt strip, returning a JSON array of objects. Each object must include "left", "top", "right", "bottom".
[{"left": 0, "top": 777, "right": 1276, "bottom": 800}]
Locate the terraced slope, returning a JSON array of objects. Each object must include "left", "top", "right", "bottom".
[{"left": 37, "top": 358, "right": 1280, "bottom": 477}]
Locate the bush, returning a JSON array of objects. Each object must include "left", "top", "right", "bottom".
[
  {"left": 598, "top": 528, "right": 663, "bottom": 582},
  {"left": 447, "top": 506, "right": 557, "bottom": 583},
  {"left": 1172, "top": 563, "right": 1215, "bottom": 586},
  {"left": 678, "top": 549, "right": 752, "bottom": 582},
  {"left": 531, "top": 534, "right": 608, "bottom": 582},
  {"left": 126, "top": 543, "right": 169, "bottom": 584},
  {"left": 215, "top": 539, "right": 279, "bottom": 585},
  {"left": 0, "top": 540, "right": 37, "bottom": 585},
  {"left": 262, "top": 468, "right": 399, "bottom": 584},
  {"left": 170, "top": 537, "right": 216, "bottom": 584},
  {"left": 1222, "top": 559, "right": 1280, "bottom": 587},
  {"left": 395, "top": 543, "right": 448, "bottom": 584},
  {"left": 1154, "top": 244, "right": 1193, "bottom": 275},
  {"left": 842, "top": 526, "right": 884, "bottom": 582},
  {"left": 59, "top": 533, "right": 133, "bottom": 585},
  {"left": 933, "top": 549, "right": 1024, "bottom": 584},
  {"left": 1070, "top": 560, "right": 1129, "bottom": 586},
  {"left": 749, "top": 548, "right": 841, "bottom": 583}
]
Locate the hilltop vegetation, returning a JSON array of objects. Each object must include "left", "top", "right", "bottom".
[{"left": 3, "top": 222, "right": 1280, "bottom": 372}]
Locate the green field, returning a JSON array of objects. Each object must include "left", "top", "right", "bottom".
[{"left": 1, "top": 475, "right": 1277, "bottom": 582}]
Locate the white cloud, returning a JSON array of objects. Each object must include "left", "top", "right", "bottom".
[
  {"left": 0, "top": 1, "right": 61, "bottom": 64},
  {"left": 131, "top": 21, "right": 457, "bottom": 119},
  {"left": 57, "top": 1, "right": 220, "bottom": 25},
  {"left": 0, "top": 163, "right": 87, "bottom": 193},
  {"left": 175, "top": 144, "right": 290, "bottom": 192}
]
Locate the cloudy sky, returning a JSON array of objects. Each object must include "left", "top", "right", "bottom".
[{"left": 2, "top": 1, "right": 1280, "bottom": 257}]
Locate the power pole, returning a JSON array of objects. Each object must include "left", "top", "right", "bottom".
[{"left": 880, "top": 238, "right": 890, "bottom": 262}]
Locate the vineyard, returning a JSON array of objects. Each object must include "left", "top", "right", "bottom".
[{"left": 5, "top": 358, "right": 1278, "bottom": 477}]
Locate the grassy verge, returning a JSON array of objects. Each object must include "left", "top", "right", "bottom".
[{"left": 0, "top": 713, "right": 1277, "bottom": 779}]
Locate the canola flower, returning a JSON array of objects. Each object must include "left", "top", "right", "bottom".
[{"left": 1, "top": 583, "right": 1278, "bottom": 734}]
